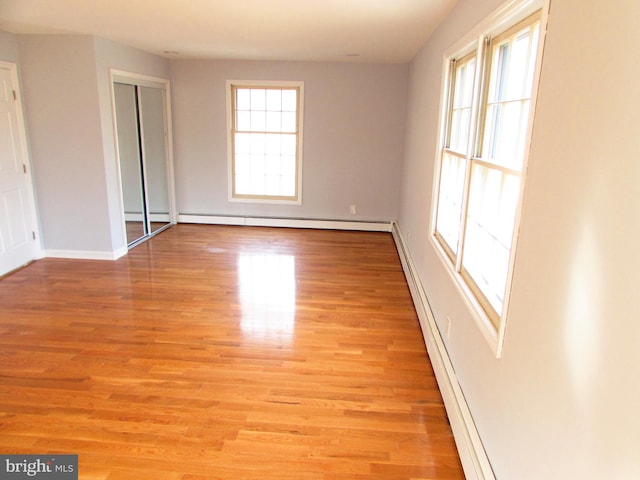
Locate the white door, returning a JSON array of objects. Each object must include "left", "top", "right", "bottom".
[{"left": 0, "top": 63, "right": 38, "bottom": 276}]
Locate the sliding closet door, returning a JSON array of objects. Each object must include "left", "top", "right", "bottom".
[
  {"left": 138, "top": 87, "right": 170, "bottom": 235},
  {"left": 114, "top": 83, "right": 146, "bottom": 245},
  {"left": 112, "top": 71, "right": 175, "bottom": 249}
]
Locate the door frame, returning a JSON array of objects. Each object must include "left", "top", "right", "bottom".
[
  {"left": 0, "top": 60, "right": 42, "bottom": 270},
  {"left": 109, "top": 69, "right": 177, "bottom": 249}
]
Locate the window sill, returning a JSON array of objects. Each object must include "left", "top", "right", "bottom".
[{"left": 228, "top": 196, "right": 302, "bottom": 206}]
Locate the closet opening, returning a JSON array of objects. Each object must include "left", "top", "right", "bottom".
[{"left": 111, "top": 71, "right": 176, "bottom": 249}]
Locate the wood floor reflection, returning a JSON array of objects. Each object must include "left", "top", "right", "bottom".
[{"left": 0, "top": 225, "right": 464, "bottom": 479}]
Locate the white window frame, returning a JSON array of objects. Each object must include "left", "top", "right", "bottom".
[
  {"left": 430, "top": 0, "right": 549, "bottom": 357},
  {"left": 226, "top": 80, "right": 304, "bottom": 205}
]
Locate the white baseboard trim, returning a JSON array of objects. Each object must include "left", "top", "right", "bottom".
[
  {"left": 45, "top": 247, "right": 128, "bottom": 261},
  {"left": 177, "top": 214, "right": 393, "bottom": 232},
  {"left": 391, "top": 222, "right": 495, "bottom": 480}
]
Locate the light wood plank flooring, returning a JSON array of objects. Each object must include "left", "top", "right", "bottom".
[{"left": 0, "top": 225, "right": 464, "bottom": 479}]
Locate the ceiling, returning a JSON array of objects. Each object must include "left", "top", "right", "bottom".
[{"left": 0, "top": 0, "right": 458, "bottom": 63}]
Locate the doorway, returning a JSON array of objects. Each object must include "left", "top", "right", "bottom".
[{"left": 111, "top": 71, "right": 175, "bottom": 248}]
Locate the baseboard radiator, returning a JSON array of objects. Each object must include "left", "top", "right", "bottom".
[
  {"left": 177, "top": 214, "right": 393, "bottom": 232},
  {"left": 391, "top": 222, "right": 495, "bottom": 480}
]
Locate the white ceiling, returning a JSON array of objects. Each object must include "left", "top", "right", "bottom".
[{"left": 0, "top": 0, "right": 458, "bottom": 63}]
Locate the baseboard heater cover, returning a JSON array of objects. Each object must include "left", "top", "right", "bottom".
[
  {"left": 391, "top": 222, "right": 495, "bottom": 480},
  {"left": 177, "top": 214, "right": 393, "bottom": 232}
]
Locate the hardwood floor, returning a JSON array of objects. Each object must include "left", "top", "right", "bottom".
[{"left": 0, "top": 225, "right": 464, "bottom": 479}]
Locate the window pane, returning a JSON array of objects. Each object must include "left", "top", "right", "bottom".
[
  {"left": 234, "top": 133, "right": 250, "bottom": 154},
  {"left": 525, "top": 24, "right": 540, "bottom": 94},
  {"left": 236, "top": 89, "right": 251, "bottom": 110},
  {"left": 282, "top": 112, "right": 297, "bottom": 133},
  {"left": 249, "top": 133, "right": 265, "bottom": 155},
  {"left": 250, "top": 174, "right": 265, "bottom": 195},
  {"left": 449, "top": 56, "right": 476, "bottom": 153},
  {"left": 281, "top": 176, "right": 296, "bottom": 196},
  {"left": 250, "top": 154, "right": 265, "bottom": 177},
  {"left": 250, "top": 89, "right": 266, "bottom": 110},
  {"left": 265, "top": 134, "right": 281, "bottom": 155},
  {"left": 230, "top": 84, "right": 301, "bottom": 200},
  {"left": 463, "top": 219, "right": 510, "bottom": 314},
  {"left": 450, "top": 108, "right": 471, "bottom": 153},
  {"left": 266, "top": 111, "right": 281, "bottom": 132},
  {"left": 483, "top": 101, "right": 530, "bottom": 169},
  {"left": 265, "top": 154, "right": 281, "bottom": 175},
  {"left": 488, "top": 44, "right": 509, "bottom": 103},
  {"left": 235, "top": 174, "right": 250, "bottom": 195},
  {"left": 236, "top": 111, "right": 250, "bottom": 131},
  {"left": 281, "top": 156, "right": 296, "bottom": 177},
  {"left": 462, "top": 162, "right": 521, "bottom": 314},
  {"left": 266, "top": 90, "right": 282, "bottom": 111},
  {"left": 281, "top": 134, "right": 296, "bottom": 155},
  {"left": 251, "top": 110, "right": 266, "bottom": 131},
  {"left": 435, "top": 152, "right": 466, "bottom": 254},
  {"left": 265, "top": 175, "right": 280, "bottom": 195},
  {"left": 482, "top": 20, "right": 539, "bottom": 169},
  {"left": 454, "top": 58, "right": 475, "bottom": 108},
  {"left": 506, "top": 34, "right": 529, "bottom": 99},
  {"left": 235, "top": 154, "right": 250, "bottom": 175},
  {"left": 282, "top": 90, "right": 297, "bottom": 111}
]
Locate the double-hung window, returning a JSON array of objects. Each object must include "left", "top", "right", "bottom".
[
  {"left": 227, "top": 80, "right": 303, "bottom": 204},
  {"left": 433, "top": 9, "right": 543, "bottom": 347}
]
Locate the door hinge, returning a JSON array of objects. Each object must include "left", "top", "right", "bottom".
[
  {"left": 32, "top": 231, "right": 36, "bottom": 240},
  {"left": 23, "top": 164, "right": 27, "bottom": 174},
  {"left": 13, "top": 90, "right": 17, "bottom": 101}
]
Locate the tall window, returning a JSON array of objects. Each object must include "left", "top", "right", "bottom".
[
  {"left": 434, "top": 11, "right": 542, "bottom": 331},
  {"left": 227, "top": 81, "right": 303, "bottom": 203}
]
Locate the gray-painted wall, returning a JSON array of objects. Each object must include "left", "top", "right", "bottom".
[
  {"left": 17, "top": 35, "right": 112, "bottom": 253},
  {"left": 10, "top": 33, "right": 169, "bottom": 255},
  {"left": 0, "top": 30, "right": 19, "bottom": 63},
  {"left": 398, "top": 0, "right": 640, "bottom": 478},
  {"left": 169, "top": 60, "right": 407, "bottom": 222}
]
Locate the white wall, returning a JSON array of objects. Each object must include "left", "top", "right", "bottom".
[
  {"left": 398, "top": 0, "right": 640, "bottom": 478},
  {"left": 169, "top": 59, "right": 407, "bottom": 222}
]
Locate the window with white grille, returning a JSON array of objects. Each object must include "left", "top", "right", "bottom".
[
  {"left": 227, "top": 81, "right": 303, "bottom": 204},
  {"left": 433, "top": 10, "right": 543, "bottom": 343}
]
